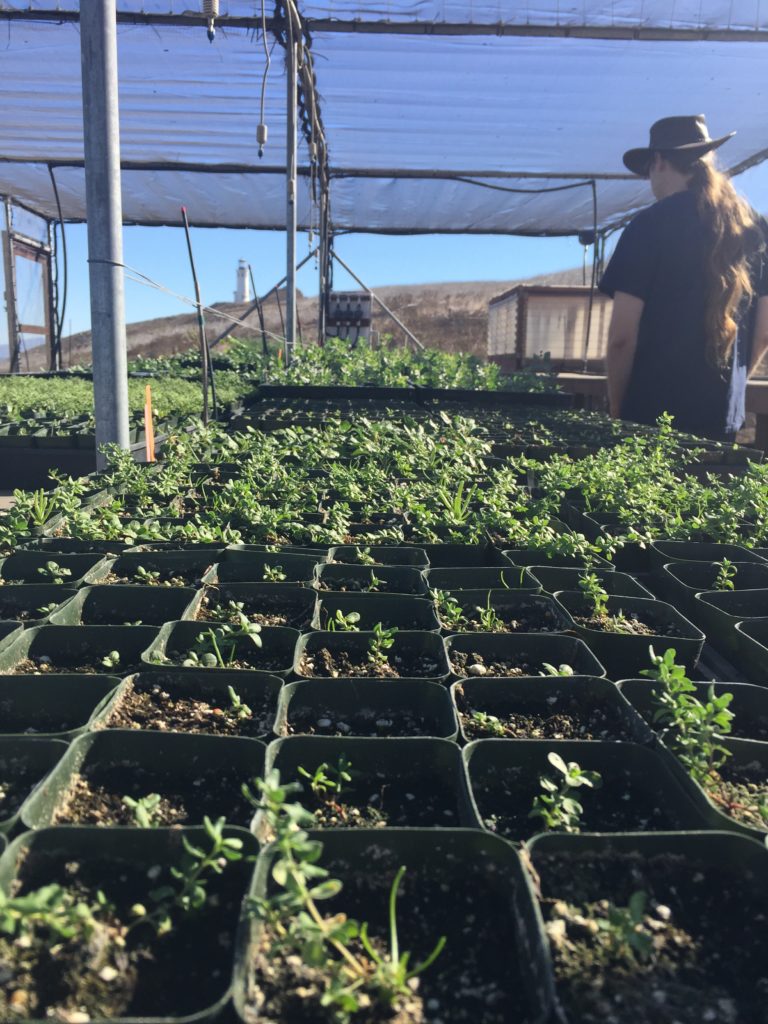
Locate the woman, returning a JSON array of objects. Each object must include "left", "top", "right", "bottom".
[{"left": 599, "top": 115, "right": 768, "bottom": 441}]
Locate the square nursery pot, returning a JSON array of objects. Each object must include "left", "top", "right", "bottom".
[
  {"left": 649, "top": 540, "right": 764, "bottom": 574},
  {"left": 124, "top": 541, "right": 227, "bottom": 555},
  {"left": 463, "top": 740, "right": 715, "bottom": 843},
  {"left": 452, "top": 676, "right": 653, "bottom": 745},
  {"left": 656, "top": 559, "right": 768, "bottom": 615},
  {"left": 226, "top": 543, "right": 330, "bottom": 558},
  {"left": 234, "top": 827, "right": 553, "bottom": 1024},
  {"left": 0, "top": 823, "right": 258, "bottom": 1022},
  {"left": 445, "top": 632, "right": 606, "bottom": 680},
  {"left": 274, "top": 677, "right": 458, "bottom": 739},
  {"left": 0, "top": 674, "right": 120, "bottom": 739},
  {"left": 407, "top": 542, "right": 514, "bottom": 568},
  {"left": 257, "top": 736, "right": 477, "bottom": 832},
  {"left": 502, "top": 550, "right": 614, "bottom": 570},
  {"left": 0, "top": 551, "right": 109, "bottom": 587},
  {"left": 191, "top": 583, "right": 318, "bottom": 629},
  {"left": 619, "top": 678, "right": 768, "bottom": 744},
  {"left": 327, "top": 544, "right": 429, "bottom": 568},
  {"left": 20, "top": 729, "right": 266, "bottom": 830},
  {"left": 0, "top": 622, "right": 23, "bottom": 652},
  {"left": 437, "top": 590, "right": 571, "bottom": 636},
  {"left": 554, "top": 592, "right": 704, "bottom": 679},
  {"left": 0, "top": 737, "right": 69, "bottom": 834},
  {"left": 733, "top": 618, "right": 768, "bottom": 684},
  {"left": 91, "top": 670, "right": 282, "bottom": 740},
  {"left": 691, "top": 589, "right": 768, "bottom": 659},
  {"left": 526, "top": 829, "right": 768, "bottom": 1024},
  {"left": 144, "top": 621, "right": 300, "bottom": 678},
  {"left": 312, "top": 592, "right": 440, "bottom": 632},
  {"left": 294, "top": 629, "right": 450, "bottom": 681},
  {"left": 529, "top": 565, "right": 653, "bottom": 599},
  {"left": 213, "top": 550, "right": 324, "bottom": 585},
  {"left": 313, "top": 562, "right": 429, "bottom": 595},
  {"left": 0, "top": 584, "right": 78, "bottom": 626},
  {"left": 426, "top": 565, "right": 540, "bottom": 594},
  {"left": 20, "top": 537, "right": 129, "bottom": 555},
  {"left": 0, "top": 624, "right": 159, "bottom": 676},
  {"left": 84, "top": 550, "right": 218, "bottom": 588},
  {"left": 48, "top": 585, "right": 202, "bottom": 626}
]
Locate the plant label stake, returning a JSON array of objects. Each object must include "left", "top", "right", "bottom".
[
  {"left": 181, "top": 205, "right": 209, "bottom": 426},
  {"left": 144, "top": 384, "right": 155, "bottom": 462}
]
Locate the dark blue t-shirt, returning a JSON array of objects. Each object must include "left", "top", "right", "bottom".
[{"left": 599, "top": 190, "right": 768, "bottom": 440}]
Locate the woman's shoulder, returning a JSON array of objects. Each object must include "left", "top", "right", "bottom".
[{"left": 626, "top": 191, "right": 694, "bottom": 234}]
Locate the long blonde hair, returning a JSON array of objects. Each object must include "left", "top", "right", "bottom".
[{"left": 665, "top": 150, "right": 761, "bottom": 370}]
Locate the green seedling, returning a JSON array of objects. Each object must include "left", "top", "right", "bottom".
[
  {"left": 263, "top": 564, "right": 288, "bottom": 582},
  {"left": 326, "top": 609, "right": 361, "bottom": 632},
  {"left": 101, "top": 650, "right": 121, "bottom": 670},
  {"left": 134, "top": 565, "right": 162, "bottom": 584},
  {"left": 0, "top": 882, "right": 107, "bottom": 942},
  {"left": 183, "top": 612, "right": 262, "bottom": 668},
  {"left": 209, "top": 598, "right": 248, "bottom": 623},
  {"left": 529, "top": 751, "right": 602, "bottom": 833},
  {"left": 474, "top": 591, "right": 503, "bottom": 631},
  {"left": 228, "top": 684, "right": 253, "bottom": 720},
  {"left": 578, "top": 572, "right": 609, "bottom": 619},
  {"left": 430, "top": 588, "right": 467, "bottom": 631},
  {"left": 540, "top": 663, "right": 574, "bottom": 677},
  {"left": 595, "top": 891, "right": 654, "bottom": 963},
  {"left": 356, "top": 546, "right": 377, "bottom": 566},
  {"left": 26, "top": 489, "right": 58, "bottom": 528},
  {"left": 298, "top": 755, "right": 353, "bottom": 799},
  {"left": 368, "top": 570, "right": 384, "bottom": 592},
  {"left": 37, "top": 561, "right": 72, "bottom": 584},
  {"left": 436, "top": 480, "right": 475, "bottom": 525},
  {"left": 122, "top": 792, "right": 164, "bottom": 828},
  {"left": 36, "top": 602, "right": 59, "bottom": 616},
  {"left": 368, "top": 622, "right": 398, "bottom": 667},
  {"left": 714, "top": 557, "right": 737, "bottom": 591},
  {"left": 469, "top": 710, "right": 507, "bottom": 737}
]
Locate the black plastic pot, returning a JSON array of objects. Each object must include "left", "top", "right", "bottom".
[
  {"left": 0, "top": 584, "right": 78, "bottom": 626},
  {"left": 214, "top": 550, "right": 323, "bottom": 585},
  {"left": 92, "top": 669, "right": 282, "bottom": 739},
  {"left": 0, "top": 737, "right": 69, "bottom": 834},
  {"left": 21, "top": 729, "right": 266, "bottom": 830},
  {"left": 191, "top": 582, "right": 318, "bottom": 630},
  {"left": 0, "top": 674, "right": 120, "bottom": 739},
  {"left": 294, "top": 629, "right": 450, "bottom": 681},
  {"left": 650, "top": 540, "right": 764, "bottom": 573},
  {"left": 258, "top": 736, "right": 477, "bottom": 832},
  {"left": 226, "top": 542, "right": 330, "bottom": 557},
  {"left": 437, "top": 590, "right": 571, "bottom": 636},
  {"left": 0, "top": 624, "right": 158, "bottom": 675},
  {"left": 426, "top": 565, "right": 540, "bottom": 592},
  {"left": 555, "top": 591, "right": 704, "bottom": 678},
  {"left": 145, "top": 621, "right": 299, "bottom": 678},
  {"left": 48, "top": 584, "right": 201, "bottom": 627},
  {"left": 452, "top": 676, "right": 653, "bottom": 745},
  {"left": 20, "top": 537, "right": 128, "bottom": 555},
  {"left": 275, "top": 677, "right": 458, "bottom": 739},
  {"left": 314, "top": 562, "right": 428, "bottom": 595},
  {"left": 526, "top": 829, "right": 768, "bottom": 1024},
  {"left": 234, "top": 827, "right": 553, "bottom": 1024},
  {"left": 445, "top": 632, "right": 606, "bottom": 680},
  {"left": 124, "top": 541, "right": 227, "bottom": 555},
  {"left": 313, "top": 592, "right": 440, "bottom": 632},
  {"left": 0, "top": 824, "right": 257, "bottom": 1022},
  {"left": 529, "top": 565, "right": 653, "bottom": 599},
  {"left": 0, "top": 551, "right": 109, "bottom": 586},
  {"left": 619, "top": 678, "right": 768, "bottom": 743},
  {"left": 327, "top": 544, "right": 429, "bottom": 568},
  {"left": 503, "top": 550, "right": 614, "bottom": 570},
  {"left": 691, "top": 589, "right": 768, "bottom": 659},
  {"left": 464, "top": 739, "right": 715, "bottom": 842},
  {"left": 732, "top": 619, "right": 768, "bottom": 684},
  {"left": 84, "top": 550, "right": 218, "bottom": 587},
  {"left": 407, "top": 542, "right": 513, "bottom": 568},
  {"left": 656, "top": 559, "right": 768, "bottom": 614}
]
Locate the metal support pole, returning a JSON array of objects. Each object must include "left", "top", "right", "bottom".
[
  {"left": 80, "top": 0, "right": 129, "bottom": 465},
  {"left": 47, "top": 221, "right": 60, "bottom": 370},
  {"left": 331, "top": 249, "right": 425, "bottom": 351},
  {"left": 285, "top": 25, "right": 298, "bottom": 364},
  {"left": 317, "top": 189, "right": 328, "bottom": 346},
  {"left": 2, "top": 199, "right": 19, "bottom": 373}
]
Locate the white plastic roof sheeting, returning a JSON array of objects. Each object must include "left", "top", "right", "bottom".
[{"left": 1, "top": 3, "right": 768, "bottom": 234}]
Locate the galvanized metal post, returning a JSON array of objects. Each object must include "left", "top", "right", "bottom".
[
  {"left": 2, "top": 199, "right": 19, "bottom": 373},
  {"left": 285, "top": 28, "right": 298, "bottom": 364},
  {"left": 80, "top": 0, "right": 130, "bottom": 466},
  {"left": 317, "top": 187, "right": 328, "bottom": 346}
]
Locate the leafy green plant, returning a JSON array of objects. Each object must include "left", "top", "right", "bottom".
[
  {"left": 595, "top": 891, "right": 654, "bottom": 963},
  {"left": 101, "top": 650, "right": 121, "bottom": 670},
  {"left": 0, "top": 883, "right": 107, "bottom": 942},
  {"left": 182, "top": 612, "right": 262, "bottom": 668},
  {"left": 122, "top": 792, "right": 164, "bottom": 828},
  {"left": 713, "top": 557, "right": 737, "bottom": 591},
  {"left": 540, "top": 663, "right": 574, "bottom": 677},
  {"left": 37, "top": 561, "right": 72, "bottom": 584},
  {"left": 228, "top": 684, "right": 253, "bottom": 720},
  {"left": 263, "top": 564, "right": 288, "bottom": 582},
  {"left": 134, "top": 565, "right": 162, "bottom": 584},
  {"left": 469, "top": 710, "right": 507, "bottom": 737},
  {"left": 578, "top": 572, "right": 609, "bottom": 618},
  {"left": 431, "top": 588, "right": 467, "bottom": 630},
  {"left": 298, "top": 756, "right": 353, "bottom": 799},
  {"left": 436, "top": 480, "right": 475, "bottom": 525},
  {"left": 36, "top": 602, "right": 59, "bottom": 616},
  {"left": 327, "top": 609, "right": 362, "bottom": 632},
  {"left": 367, "top": 622, "right": 398, "bottom": 667},
  {"left": 529, "top": 751, "right": 602, "bottom": 832},
  {"left": 474, "top": 591, "right": 503, "bottom": 631},
  {"left": 367, "top": 570, "right": 383, "bottom": 592}
]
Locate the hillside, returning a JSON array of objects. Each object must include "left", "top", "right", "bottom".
[{"left": 46, "top": 267, "right": 585, "bottom": 368}]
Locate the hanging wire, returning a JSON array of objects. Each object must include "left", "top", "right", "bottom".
[
  {"left": 47, "top": 164, "right": 68, "bottom": 353},
  {"left": 257, "top": 0, "right": 271, "bottom": 157}
]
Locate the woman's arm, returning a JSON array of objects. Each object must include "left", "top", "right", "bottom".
[
  {"left": 749, "top": 295, "right": 768, "bottom": 377},
  {"left": 606, "top": 291, "right": 645, "bottom": 418}
]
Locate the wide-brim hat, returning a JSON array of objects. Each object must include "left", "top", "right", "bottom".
[{"left": 623, "top": 115, "right": 736, "bottom": 176}]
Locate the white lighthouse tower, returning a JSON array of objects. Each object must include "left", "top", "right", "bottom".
[{"left": 234, "top": 260, "right": 251, "bottom": 303}]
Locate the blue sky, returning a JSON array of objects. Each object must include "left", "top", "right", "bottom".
[{"left": 10, "top": 160, "right": 768, "bottom": 343}]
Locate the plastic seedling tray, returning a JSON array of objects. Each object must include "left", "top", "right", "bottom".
[
  {"left": 294, "top": 629, "right": 451, "bottom": 682},
  {"left": 92, "top": 670, "right": 282, "bottom": 740},
  {"left": 213, "top": 550, "right": 323, "bottom": 585},
  {"left": 0, "top": 584, "right": 77, "bottom": 625},
  {"left": 49, "top": 585, "right": 202, "bottom": 627},
  {"left": 445, "top": 632, "right": 606, "bottom": 680},
  {"left": 426, "top": 566, "right": 540, "bottom": 593},
  {"left": 732, "top": 618, "right": 768, "bottom": 684},
  {"left": 83, "top": 550, "right": 218, "bottom": 588},
  {"left": 553, "top": 592, "right": 704, "bottom": 678},
  {"left": 191, "top": 583, "right": 318, "bottom": 630},
  {"left": 0, "top": 674, "right": 120, "bottom": 739},
  {"left": 327, "top": 545, "right": 429, "bottom": 568},
  {"left": 226, "top": 542, "right": 330, "bottom": 557},
  {"left": 274, "top": 677, "right": 458, "bottom": 740},
  {"left": 0, "top": 624, "right": 159, "bottom": 676},
  {"left": 656, "top": 559, "right": 768, "bottom": 613},
  {"left": 314, "top": 562, "right": 428, "bottom": 595},
  {"left": 463, "top": 739, "right": 715, "bottom": 842},
  {"left": 0, "top": 737, "right": 69, "bottom": 834},
  {"left": 144, "top": 621, "right": 300, "bottom": 678},
  {"left": 407, "top": 542, "right": 514, "bottom": 568},
  {"left": 21, "top": 729, "right": 266, "bottom": 830},
  {"left": 503, "top": 550, "right": 614, "bottom": 570},
  {"left": 649, "top": 540, "right": 764, "bottom": 573},
  {"left": 691, "top": 589, "right": 768, "bottom": 659},
  {"left": 0, "top": 551, "right": 109, "bottom": 587},
  {"left": 234, "top": 827, "right": 553, "bottom": 1024},
  {"left": 312, "top": 592, "right": 440, "bottom": 632},
  {"left": 20, "top": 537, "right": 128, "bottom": 555},
  {"left": 437, "top": 590, "right": 570, "bottom": 636},
  {"left": 452, "top": 676, "right": 653, "bottom": 745},
  {"left": 529, "top": 565, "right": 653, "bottom": 599}
]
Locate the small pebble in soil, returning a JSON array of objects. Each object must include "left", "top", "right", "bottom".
[{"left": 467, "top": 663, "right": 487, "bottom": 676}]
